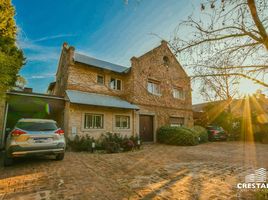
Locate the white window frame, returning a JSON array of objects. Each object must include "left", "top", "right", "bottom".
[
  {"left": 84, "top": 113, "right": 104, "bottom": 129},
  {"left": 147, "top": 81, "right": 161, "bottom": 96},
  {"left": 115, "top": 115, "right": 130, "bottom": 129},
  {"left": 110, "top": 78, "right": 122, "bottom": 90},
  {"left": 173, "top": 87, "right": 185, "bottom": 99}
]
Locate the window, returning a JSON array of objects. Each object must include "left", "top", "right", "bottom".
[
  {"left": 110, "top": 78, "right": 122, "bottom": 90},
  {"left": 115, "top": 115, "right": 130, "bottom": 129},
  {"left": 173, "top": 87, "right": 185, "bottom": 99},
  {"left": 16, "top": 121, "right": 58, "bottom": 131},
  {"left": 147, "top": 80, "right": 161, "bottom": 95},
  {"left": 163, "top": 56, "right": 169, "bottom": 66},
  {"left": 84, "top": 114, "right": 103, "bottom": 129},
  {"left": 97, "top": 75, "right": 104, "bottom": 85},
  {"left": 170, "top": 117, "right": 184, "bottom": 127}
]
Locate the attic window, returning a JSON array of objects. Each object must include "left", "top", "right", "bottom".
[
  {"left": 163, "top": 56, "right": 169, "bottom": 66},
  {"left": 110, "top": 78, "right": 122, "bottom": 90},
  {"left": 97, "top": 75, "right": 104, "bottom": 85}
]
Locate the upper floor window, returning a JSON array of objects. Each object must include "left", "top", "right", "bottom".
[
  {"left": 147, "top": 80, "right": 161, "bottom": 95},
  {"left": 97, "top": 75, "right": 104, "bottom": 85},
  {"left": 110, "top": 78, "right": 122, "bottom": 90},
  {"left": 173, "top": 87, "right": 185, "bottom": 99},
  {"left": 115, "top": 115, "right": 130, "bottom": 129},
  {"left": 84, "top": 113, "right": 104, "bottom": 129}
]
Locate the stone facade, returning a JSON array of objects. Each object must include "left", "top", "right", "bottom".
[
  {"left": 51, "top": 41, "right": 193, "bottom": 141},
  {"left": 66, "top": 103, "right": 136, "bottom": 139},
  {"left": 126, "top": 41, "right": 193, "bottom": 128},
  {"left": 67, "top": 62, "right": 129, "bottom": 98}
]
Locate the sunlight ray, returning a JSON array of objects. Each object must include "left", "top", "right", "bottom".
[{"left": 241, "top": 96, "right": 257, "bottom": 168}]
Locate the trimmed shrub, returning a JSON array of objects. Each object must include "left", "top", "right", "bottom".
[
  {"left": 157, "top": 126, "right": 199, "bottom": 146},
  {"left": 104, "top": 142, "right": 121, "bottom": 153},
  {"left": 191, "top": 125, "right": 208, "bottom": 143},
  {"left": 68, "top": 132, "right": 141, "bottom": 153},
  {"left": 99, "top": 132, "right": 123, "bottom": 153},
  {"left": 121, "top": 138, "right": 135, "bottom": 152},
  {"left": 129, "top": 135, "right": 141, "bottom": 147},
  {"left": 67, "top": 135, "right": 95, "bottom": 152}
]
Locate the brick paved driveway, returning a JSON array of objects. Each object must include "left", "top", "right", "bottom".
[{"left": 0, "top": 142, "right": 268, "bottom": 200}]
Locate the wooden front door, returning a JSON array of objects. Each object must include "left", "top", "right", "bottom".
[{"left": 139, "top": 115, "right": 154, "bottom": 142}]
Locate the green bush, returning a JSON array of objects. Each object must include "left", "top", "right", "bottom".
[
  {"left": 191, "top": 125, "right": 208, "bottom": 143},
  {"left": 99, "top": 132, "right": 123, "bottom": 153},
  {"left": 67, "top": 135, "right": 95, "bottom": 152},
  {"left": 68, "top": 132, "right": 140, "bottom": 153},
  {"left": 157, "top": 126, "right": 199, "bottom": 146},
  {"left": 121, "top": 138, "right": 135, "bottom": 152}
]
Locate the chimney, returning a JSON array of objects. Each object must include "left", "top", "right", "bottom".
[
  {"left": 63, "top": 42, "right": 69, "bottom": 49},
  {"left": 161, "top": 40, "right": 168, "bottom": 46}
]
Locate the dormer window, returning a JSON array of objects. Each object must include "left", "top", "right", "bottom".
[
  {"left": 110, "top": 78, "right": 122, "bottom": 90},
  {"left": 147, "top": 80, "right": 161, "bottom": 96},
  {"left": 97, "top": 75, "right": 104, "bottom": 85}
]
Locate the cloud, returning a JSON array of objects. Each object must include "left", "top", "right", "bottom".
[
  {"left": 32, "top": 34, "right": 75, "bottom": 42},
  {"left": 18, "top": 38, "right": 60, "bottom": 62},
  {"left": 26, "top": 73, "right": 55, "bottom": 79},
  {"left": 17, "top": 32, "right": 75, "bottom": 62}
]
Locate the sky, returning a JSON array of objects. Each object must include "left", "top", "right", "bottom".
[{"left": 13, "top": 0, "right": 265, "bottom": 104}]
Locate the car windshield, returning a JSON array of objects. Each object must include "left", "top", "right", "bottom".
[{"left": 16, "top": 121, "right": 58, "bottom": 131}]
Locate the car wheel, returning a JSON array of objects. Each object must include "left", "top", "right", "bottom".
[
  {"left": 4, "top": 153, "right": 13, "bottom": 167},
  {"left": 55, "top": 153, "right": 64, "bottom": 161}
]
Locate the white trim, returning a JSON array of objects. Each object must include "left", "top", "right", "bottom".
[
  {"left": 113, "top": 114, "right": 132, "bottom": 131},
  {"left": 172, "top": 87, "right": 185, "bottom": 100},
  {"left": 81, "top": 112, "right": 105, "bottom": 131},
  {"left": 109, "top": 77, "right": 123, "bottom": 91}
]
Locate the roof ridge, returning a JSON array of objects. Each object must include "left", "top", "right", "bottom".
[{"left": 75, "top": 52, "right": 128, "bottom": 68}]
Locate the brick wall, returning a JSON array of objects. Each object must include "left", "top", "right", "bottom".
[
  {"left": 67, "top": 63, "right": 130, "bottom": 98},
  {"left": 126, "top": 41, "right": 192, "bottom": 110},
  {"left": 53, "top": 44, "right": 75, "bottom": 97},
  {"left": 56, "top": 41, "right": 193, "bottom": 140},
  {"left": 125, "top": 41, "right": 193, "bottom": 128},
  {"left": 66, "top": 103, "right": 137, "bottom": 139}
]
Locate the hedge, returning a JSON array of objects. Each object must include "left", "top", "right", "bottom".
[
  {"left": 67, "top": 132, "right": 140, "bottom": 153},
  {"left": 191, "top": 125, "right": 208, "bottom": 143},
  {"left": 157, "top": 126, "right": 199, "bottom": 146}
]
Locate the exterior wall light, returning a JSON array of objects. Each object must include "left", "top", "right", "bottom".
[{"left": 91, "top": 141, "right": 96, "bottom": 153}]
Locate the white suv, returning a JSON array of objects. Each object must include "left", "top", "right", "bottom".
[{"left": 4, "top": 118, "right": 66, "bottom": 166}]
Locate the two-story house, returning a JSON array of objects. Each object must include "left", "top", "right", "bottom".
[{"left": 48, "top": 41, "right": 193, "bottom": 142}]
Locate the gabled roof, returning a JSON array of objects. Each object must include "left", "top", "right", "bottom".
[
  {"left": 73, "top": 53, "right": 129, "bottom": 73},
  {"left": 66, "top": 90, "right": 139, "bottom": 110}
]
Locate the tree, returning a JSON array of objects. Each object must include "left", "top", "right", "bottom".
[
  {"left": 0, "top": 0, "right": 24, "bottom": 96},
  {"left": 171, "top": 0, "right": 268, "bottom": 101}
]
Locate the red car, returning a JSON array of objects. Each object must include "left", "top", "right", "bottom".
[{"left": 206, "top": 125, "right": 227, "bottom": 141}]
